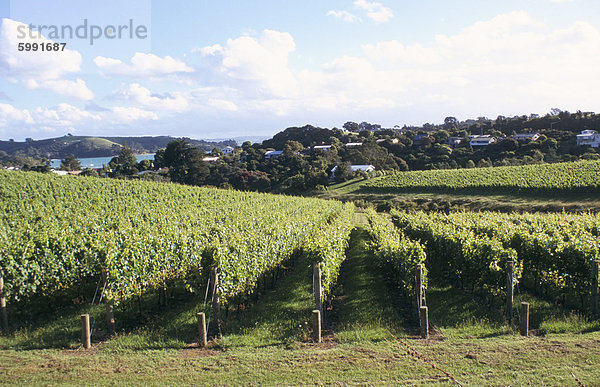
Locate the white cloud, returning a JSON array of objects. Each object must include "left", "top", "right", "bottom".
[
  {"left": 199, "top": 29, "right": 298, "bottom": 97},
  {"left": 207, "top": 98, "right": 239, "bottom": 112},
  {"left": 4, "top": 11, "right": 600, "bottom": 139},
  {"left": 326, "top": 10, "right": 360, "bottom": 23},
  {"left": 0, "top": 103, "right": 33, "bottom": 125},
  {"left": 0, "top": 18, "right": 93, "bottom": 100},
  {"left": 363, "top": 41, "right": 441, "bottom": 64},
  {"left": 94, "top": 53, "right": 194, "bottom": 78},
  {"left": 109, "top": 106, "right": 158, "bottom": 122},
  {"left": 0, "top": 102, "right": 157, "bottom": 138},
  {"left": 191, "top": 12, "right": 600, "bottom": 122},
  {"left": 113, "top": 83, "right": 190, "bottom": 112},
  {"left": 354, "top": 0, "right": 393, "bottom": 23}
]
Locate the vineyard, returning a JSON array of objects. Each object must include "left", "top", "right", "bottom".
[
  {"left": 361, "top": 159, "right": 600, "bottom": 195},
  {"left": 390, "top": 209, "right": 600, "bottom": 311},
  {"left": 0, "top": 170, "right": 352, "bottom": 309},
  {"left": 1, "top": 170, "right": 600, "bottom": 384}
]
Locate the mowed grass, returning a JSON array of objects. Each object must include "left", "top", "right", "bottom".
[
  {"left": 332, "top": 225, "right": 412, "bottom": 342},
  {"left": 318, "top": 178, "right": 600, "bottom": 213},
  {"left": 1, "top": 224, "right": 600, "bottom": 384}
]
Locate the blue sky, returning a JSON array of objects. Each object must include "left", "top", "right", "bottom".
[{"left": 1, "top": 0, "right": 599, "bottom": 141}]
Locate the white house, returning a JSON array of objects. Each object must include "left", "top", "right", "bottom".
[
  {"left": 576, "top": 130, "right": 600, "bottom": 148},
  {"left": 446, "top": 137, "right": 463, "bottom": 146},
  {"left": 376, "top": 138, "right": 399, "bottom": 144},
  {"left": 470, "top": 135, "right": 497, "bottom": 146},
  {"left": 313, "top": 145, "right": 332, "bottom": 151},
  {"left": 330, "top": 164, "right": 375, "bottom": 180},
  {"left": 221, "top": 146, "right": 235, "bottom": 155},
  {"left": 264, "top": 150, "right": 283, "bottom": 159},
  {"left": 344, "top": 142, "right": 363, "bottom": 147},
  {"left": 202, "top": 156, "right": 220, "bottom": 163},
  {"left": 513, "top": 133, "right": 541, "bottom": 142}
]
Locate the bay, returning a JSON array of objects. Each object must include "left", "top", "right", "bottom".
[{"left": 50, "top": 154, "right": 155, "bottom": 169}]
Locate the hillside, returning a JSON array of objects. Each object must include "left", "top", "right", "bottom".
[
  {"left": 316, "top": 160, "right": 600, "bottom": 213},
  {"left": 0, "top": 135, "right": 236, "bottom": 159},
  {"left": 362, "top": 159, "right": 600, "bottom": 195}
]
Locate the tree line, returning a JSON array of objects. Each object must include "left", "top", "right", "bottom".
[{"left": 4, "top": 109, "right": 599, "bottom": 194}]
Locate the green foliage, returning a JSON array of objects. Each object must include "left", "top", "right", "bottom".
[
  {"left": 391, "top": 210, "right": 600, "bottom": 308},
  {"left": 0, "top": 171, "right": 346, "bottom": 306},
  {"left": 390, "top": 210, "right": 520, "bottom": 302},
  {"left": 364, "top": 209, "right": 427, "bottom": 299},
  {"left": 364, "top": 160, "right": 600, "bottom": 195},
  {"left": 59, "top": 155, "right": 81, "bottom": 171},
  {"left": 162, "top": 139, "right": 209, "bottom": 185},
  {"left": 302, "top": 203, "right": 355, "bottom": 300}
]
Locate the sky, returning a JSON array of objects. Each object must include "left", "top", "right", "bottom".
[{"left": 1, "top": 0, "right": 599, "bottom": 141}]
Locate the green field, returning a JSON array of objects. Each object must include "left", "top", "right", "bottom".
[
  {"left": 317, "top": 160, "right": 600, "bottom": 213},
  {"left": 362, "top": 159, "right": 600, "bottom": 195}
]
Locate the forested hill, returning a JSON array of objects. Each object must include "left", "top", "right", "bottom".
[{"left": 0, "top": 135, "right": 236, "bottom": 159}]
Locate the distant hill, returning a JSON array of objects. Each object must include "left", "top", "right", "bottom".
[{"left": 0, "top": 135, "right": 237, "bottom": 159}]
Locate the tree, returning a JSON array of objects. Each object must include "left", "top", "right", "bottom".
[
  {"left": 343, "top": 121, "right": 359, "bottom": 132},
  {"left": 443, "top": 117, "right": 458, "bottom": 130},
  {"left": 60, "top": 155, "right": 81, "bottom": 171},
  {"left": 110, "top": 145, "right": 139, "bottom": 176},
  {"left": 138, "top": 159, "right": 153, "bottom": 171},
  {"left": 162, "top": 139, "right": 209, "bottom": 186},
  {"left": 80, "top": 168, "right": 99, "bottom": 177},
  {"left": 154, "top": 148, "right": 166, "bottom": 169}
]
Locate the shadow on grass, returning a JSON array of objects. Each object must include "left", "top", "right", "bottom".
[
  {"left": 516, "top": 292, "right": 600, "bottom": 335},
  {"left": 426, "top": 286, "right": 600, "bottom": 339},
  {"left": 1, "top": 255, "right": 316, "bottom": 352},
  {"left": 332, "top": 227, "right": 412, "bottom": 342},
  {"left": 0, "top": 302, "right": 107, "bottom": 350},
  {"left": 425, "top": 286, "right": 513, "bottom": 339},
  {"left": 219, "top": 257, "right": 314, "bottom": 348}
]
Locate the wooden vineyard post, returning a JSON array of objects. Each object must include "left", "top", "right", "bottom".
[
  {"left": 520, "top": 302, "right": 529, "bottom": 336},
  {"left": 101, "top": 268, "right": 115, "bottom": 334},
  {"left": 162, "top": 283, "right": 168, "bottom": 307},
  {"left": 416, "top": 264, "right": 423, "bottom": 318},
  {"left": 197, "top": 312, "right": 208, "bottom": 347},
  {"left": 420, "top": 306, "right": 429, "bottom": 339},
  {"left": 0, "top": 276, "right": 8, "bottom": 334},
  {"left": 312, "top": 310, "right": 322, "bottom": 343},
  {"left": 592, "top": 261, "right": 599, "bottom": 319},
  {"left": 210, "top": 268, "right": 221, "bottom": 336},
  {"left": 81, "top": 314, "right": 91, "bottom": 349},
  {"left": 506, "top": 261, "right": 514, "bottom": 323},
  {"left": 313, "top": 263, "right": 323, "bottom": 323}
]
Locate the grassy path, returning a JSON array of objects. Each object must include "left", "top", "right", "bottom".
[{"left": 333, "top": 223, "right": 411, "bottom": 342}]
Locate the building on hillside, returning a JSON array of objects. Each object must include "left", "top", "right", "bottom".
[
  {"left": 313, "top": 145, "right": 332, "bottom": 151},
  {"left": 51, "top": 169, "right": 68, "bottom": 176},
  {"left": 376, "top": 138, "right": 399, "bottom": 144},
  {"left": 264, "top": 150, "right": 283, "bottom": 159},
  {"left": 221, "top": 146, "right": 235, "bottom": 154},
  {"left": 576, "top": 130, "right": 600, "bottom": 148},
  {"left": 329, "top": 164, "right": 375, "bottom": 180},
  {"left": 513, "top": 133, "right": 541, "bottom": 142},
  {"left": 413, "top": 134, "right": 431, "bottom": 144},
  {"left": 445, "top": 137, "right": 464, "bottom": 146},
  {"left": 202, "top": 156, "right": 220, "bottom": 163},
  {"left": 470, "top": 135, "right": 497, "bottom": 146},
  {"left": 344, "top": 142, "right": 363, "bottom": 147}
]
